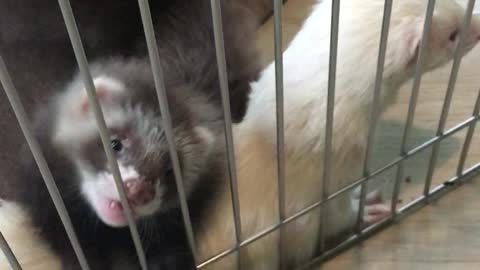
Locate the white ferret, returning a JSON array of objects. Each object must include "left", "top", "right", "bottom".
[
  {"left": 196, "top": 0, "right": 480, "bottom": 269},
  {"left": 1, "top": 0, "right": 480, "bottom": 269}
]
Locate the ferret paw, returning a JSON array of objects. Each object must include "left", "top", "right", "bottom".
[
  {"left": 363, "top": 204, "right": 390, "bottom": 225},
  {"left": 363, "top": 191, "right": 390, "bottom": 225}
]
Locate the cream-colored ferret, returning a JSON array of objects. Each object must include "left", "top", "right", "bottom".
[
  {"left": 196, "top": 0, "right": 480, "bottom": 269},
  {"left": 1, "top": 0, "right": 480, "bottom": 270}
]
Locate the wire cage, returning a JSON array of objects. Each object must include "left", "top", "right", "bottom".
[{"left": 1, "top": 0, "right": 480, "bottom": 269}]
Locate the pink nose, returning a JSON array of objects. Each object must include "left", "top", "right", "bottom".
[{"left": 124, "top": 180, "right": 155, "bottom": 206}]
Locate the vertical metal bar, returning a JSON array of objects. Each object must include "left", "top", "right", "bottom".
[
  {"left": 423, "top": 0, "right": 476, "bottom": 197},
  {"left": 210, "top": 0, "right": 243, "bottom": 268},
  {"left": 273, "top": 0, "right": 287, "bottom": 269},
  {"left": 137, "top": 0, "right": 197, "bottom": 261},
  {"left": 391, "top": 0, "right": 437, "bottom": 216},
  {"left": 318, "top": 0, "right": 340, "bottom": 254},
  {"left": 355, "top": 0, "right": 393, "bottom": 233},
  {"left": 0, "top": 232, "right": 22, "bottom": 270},
  {"left": 0, "top": 55, "right": 90, "bottom": 270},
  {"left": 56, "top": 1, "right": 148, "bottom": 269},
  {"left": 456, "top": 89, "right": 480, "bottom": 176}
]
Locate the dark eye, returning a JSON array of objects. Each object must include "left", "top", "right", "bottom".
[
  {"left": 163, "top": 160, "right": 174, "bottom": 178},
  {"left": 449, "top": 30, "right": 459, "bottom": 42},
  {"left": 110, "top": 139, "right": 123, "bottom": 152}
]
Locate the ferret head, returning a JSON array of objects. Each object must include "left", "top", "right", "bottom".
[
  {"left": 52, "top": 62, "right": 218, "bottom": 227},
  {"left": 341, "top": 0, "right": 480, "bottom": 83}
]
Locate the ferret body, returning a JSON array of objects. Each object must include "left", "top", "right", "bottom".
[
  {"left": 196, "top": 0, "right": 480, "bottom": 269},
  {"left": 0, "top": 0, "right": 149, "bottom": 200},
  {"left": 14, "top": 59, "right": 223, "bottom": 269},
  {"left": 0, "top": 0, "right": 259, "bottom": 199},
  {"left": 7, "top": 0, "right": 260, "bottom": 269}
]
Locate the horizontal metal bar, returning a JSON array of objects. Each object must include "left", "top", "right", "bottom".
[
  {"left": 0, "top": 55, "right": 90, "bottom": 270},
  {"left": 197, "top": 114, "right": 479, "bottom": 267},
  {"left": 300, "top": 162, "right": 480, "bottom": 270},
  {"left": 0, "top": 232, "right": 22, "bottom": 270},
  {"left": 56, "top": 0, "right": 147, "bottom": 269},
  {"left": 137, "top": 0, "right": 197, "bottom": 262}
]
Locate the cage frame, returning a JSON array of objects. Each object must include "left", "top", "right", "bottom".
[{"left": 1, "top": 0, "right": 480, "bottom": 269}]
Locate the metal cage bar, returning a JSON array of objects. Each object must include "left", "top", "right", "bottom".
[
  {"left": 457, "top": 89, "right": 480, "bottom": 175},
  {"left": 391, "top": 0, "right": 437, "bottom": 216},
  {"left": 1, "top": 0, "right": 479, "bottom": 269},
  {"left": 318, "top": 0, "right": 341, "bottom": 255},
  {"left": 0, "top": 231, "right": 22, "bottom": 270},
  {"left": 355, "top": 0, "right": 393, "bottom": 233},
  {"left": 136, "top": 0, "right": 198, "bottom": 262},
  {"left": 0, "top": 55, "right": 90, "bottom": 270},
  {"left": 300, "top": 161, "right": 480, "bottom": 270},
  {"left": 197, "top": 110, "right": 479, "bottom": 267},
  {"left": 424, "top": 0, "right": 477, "bottom": 197},
  {"left": 210, "top": 0, "right": 244, "bottom": 268},
  {"left": 56, "top": 0, "right": 148, "bottom": 269},
  {"left": 272, "top": 0, "right": 287, "bottom": 268}
]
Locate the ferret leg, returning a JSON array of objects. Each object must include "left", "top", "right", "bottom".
[{"left": 363, "top": 191, "right": 390, "bottom": 225}]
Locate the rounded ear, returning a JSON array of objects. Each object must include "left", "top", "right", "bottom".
[
  {"left": 388, "top": 16, "right": 425, "bottom": 69},
  {"left": 405, "top": 19, "right": 424, "bottom": 65},
  {"left": 78, "top": 76, "right": 126, "bottom": 116}
]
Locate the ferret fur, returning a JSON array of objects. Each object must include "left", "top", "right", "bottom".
[
  {"left": 4, "top": 0, "right": 260, "bottom": 269},
  {"left": 195, "top": 0, "right": 480, "bottom": 269}
]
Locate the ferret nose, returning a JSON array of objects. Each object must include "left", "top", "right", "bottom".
[{"left": 124, "top": 179, "right": 155, "bottom": 206}]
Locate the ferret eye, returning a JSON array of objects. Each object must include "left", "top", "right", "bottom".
[
  {"left": 449, "top": 30, "right": 459, "bottom": 42},
  {"left": 163, "top": 160, "right": 174, "bottom": 178},
  {"left": 110, "top": 139, "right": 123, "bottom": 152}
]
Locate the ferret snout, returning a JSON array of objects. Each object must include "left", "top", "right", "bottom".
[{"left": 124, "top": 179, "right": 155, "bottom": 206}]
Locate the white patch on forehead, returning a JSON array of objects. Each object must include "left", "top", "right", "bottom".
[{"left": 53, "top": 75, "right": 129, "bottom": 148}]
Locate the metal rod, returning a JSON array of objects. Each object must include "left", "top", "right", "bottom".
[
  {"left": 355, "top": 0, "right": 393, "bottom": 233},
  {"left": 318, "top": 0, "right": 341, "bottom": 255},
  {"left": 273, "top": 0, "right": 287, "bottom": 268},
  {"left": 457, "top": 89, "right": 480, "bottom": 175},
  {"left": 56, "top": 1, "right": 147, "bottom": 269},
  {"left": 0, "top": 232, "right": 22, "bottom": 270},
  {"left": 137, "top": 0, "right": 197, "bottom": 261},
  {"left": 391, "top": 0, "right": 437, "bottom": 216},
  {"left": 210, "top": 0, "right": 243, "bottom": 268},
  {"left": 0, "top": 55, "right": 90, "bottom": 270},
  {"left": 300, "top": 162, "right": 480, "bottom": 270},
  {"left": 423, "top": 0, "right": 476, "bottom": 197},
  {"left": 198, "top": 156, "right": 480, "bottom": 268}
]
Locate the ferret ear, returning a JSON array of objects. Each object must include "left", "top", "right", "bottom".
[
  {"left": 194, "top": 126, "right": 216, "bottom": 154},
  {"left": 78, "top": 76, "right": 125, "bottom": 115},
  {"left": 404, "top": 17, "right": 425, "bottom": 66}
]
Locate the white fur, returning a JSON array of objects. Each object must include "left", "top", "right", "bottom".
[
  {"left": 80, "top": 162, "right": 166, "bottom": 226},
  {"left": 0, "top": 201, "right": 61, "bottom": 270},
  {"left": 53, "top": 76, "right": 128, "bottom": 149},
  {"left": 196, "top": 0, "right": 480, "bottom": 269},
  {"left": 2, "top": 0, "right": 480, "bottom": 268}
]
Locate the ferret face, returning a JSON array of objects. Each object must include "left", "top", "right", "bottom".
[
  {"left": 53, "top": 76, "right": 215, "bottom": 227},
  {"left": 344, "top": 0, "right": 480, "bottom": 82},
  {"left": 420, "top": 0, "right": 480, "bottom": 72},
  {"left": 387, "top": 0, "right": 480, "bottom": 77}
]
